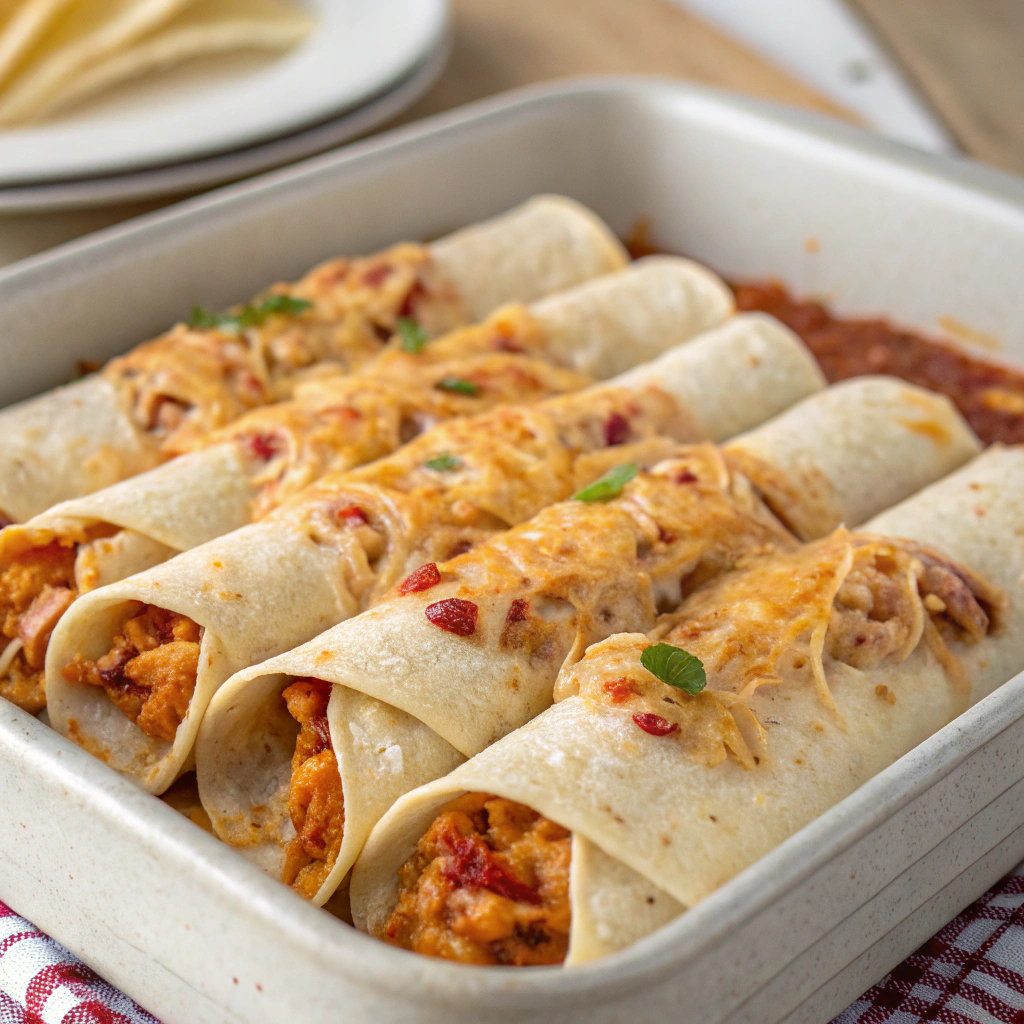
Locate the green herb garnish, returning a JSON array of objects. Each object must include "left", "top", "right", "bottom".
[
  {"left": 397, "top": 317, "right": 429, "bottom": 353},
  {"left": 436, "top": 376, "right": 480, "bottom": 396},
  {"left": 640, "top": 643, "right": 706, "bottom": 695},
  {"left": 572, "top": 463, "right": 639, "bottom": 502},
  {"left": 425, "top": 452, "right": 462, "bottom": 472},
  {"left": 188, "top": 294, "right": 312, "bottom": 334}
]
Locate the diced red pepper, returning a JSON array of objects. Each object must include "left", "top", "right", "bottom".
[
  {"left": 425, "top": 598, "right": 478, "bottom": 636},
  {"left": 361, "top": 264, "right": 393, "bottom": 288},
  {"left": 603, "top": 678, "right": 639, "bottom": 704},
  {"left": 398, "top": 279, "right": 427, "bottom": 318},
  {"left": 399, "top": 562, "right": 441, "bottom": 595},
  {"left": 675, "top": 469, "right": 698, "bottom": 484},
  {"left": 243, "top": 432, "right": 281, "bottom": 461},
  {"left": 440, "top": 832, "right": 542, "bottom": 905},
  {"left": 632, "top": 712, "right": 678, "bottom": 736},
  {"left": 505, "top": 598, "right": 530, "bottom": 623},
  {"left": 336, "top": 504, "right": 369, "bottom": 526},
  {"left": 604, "top": 412, "right": 629, "bottom": 446},
  {"left": 491, "top": 336, "right": 524, "bottom": 353},
  {"left": 308, "top": 715, "right": 333, "bottom": 754}
]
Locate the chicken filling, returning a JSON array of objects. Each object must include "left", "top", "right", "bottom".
[
  {"left": 279, "top": 678, "right": 346, "bottom": 900},
  {"left": 61, "top": 605, "right": 202, "bottom": 743},
  {"left": 383, "top": 793, "right": 571, "bottom": 965},
  {"left": 1, "top": 536, "right": 97, "bottom": 714}
]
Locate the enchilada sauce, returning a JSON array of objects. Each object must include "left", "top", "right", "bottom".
[
  {"left": 627, "top": 227, "right": 1024, "bottom": 447},
  {"left": 734, "top": 282, "right": 1024, "bottom": 447}
]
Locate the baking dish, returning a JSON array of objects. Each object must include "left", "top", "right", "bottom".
[{"left": 2, "top": 77, "right": 1024, "bottom": 1024}]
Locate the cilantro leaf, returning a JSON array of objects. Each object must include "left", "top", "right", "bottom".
[
  {"left": 436, "top": 376, "right": 480, "bottom": 396},
  {"left": 640, "top": 643, "right": 706, "bottom": 695},
  {"left": 572, "top": 463, "right": 639, "bottom": 502},
  {"left": 188, "top": 306, "right": 222, "bottom": 330},
  {"left": 397, "top": 317, "right": 429, "bottom": 353},
  {"left": 188, "top": 295, "right": 312, "bottom": 334},
  {"left": 425, "top": 452, "right": 462, "bottom": 472}
]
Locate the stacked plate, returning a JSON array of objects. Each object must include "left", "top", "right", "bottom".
[{"left": 0, "top": 0, "right": 450, "bottom": 212}]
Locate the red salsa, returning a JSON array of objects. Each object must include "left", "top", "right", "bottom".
[
  {"left": 733, "top": 282, "right": 1024, "bottom": 447},
  {"left": 626, "top": 224, "right": 1024, "bottom": 447}
]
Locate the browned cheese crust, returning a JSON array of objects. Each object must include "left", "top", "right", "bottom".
[{"left": 103, "top": 244, "right": 460, "bottom": 457}]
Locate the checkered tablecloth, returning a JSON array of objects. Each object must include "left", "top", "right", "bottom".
[{"left": 3, "top": 871, "right": 1024, "bottom": 1024}]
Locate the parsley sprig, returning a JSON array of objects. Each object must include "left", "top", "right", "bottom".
[
  {"left": 189, "top": 294, "right": 312, "bottom": 335},
  {"left": 424, "top": 452, "right": 462, "bottom": 472},
  {"left": 640, "top": 643, "right": 706, "bottom": 695},
  {"left": 573, "top": 463, "right": 639, "bottom": 502},
  {"left": 397, "top": 317, "right": 429, "bottom": 353},
  {"left": 436, "top": 376, "right": 480, "bottom": 396}
]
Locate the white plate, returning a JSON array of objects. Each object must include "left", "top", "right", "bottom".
[
  {"left": 0, "top": 35, "right": 451, "bottom": 213},
  {"left": 0, "top": 0, "right": 448, "bottom": 185}
]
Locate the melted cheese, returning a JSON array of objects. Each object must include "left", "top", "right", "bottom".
[
  {"left": 192, "top": 353, "right": 591, "bottom": 522},
  {"left": 557, "top": 531, "right": 1002, "bottom": 773},
  {"left": 104, "top": 243, "right": 463, "bottom": 456},
  {"left": 269, "top": 386, "right": 706, "bottom": 606}
]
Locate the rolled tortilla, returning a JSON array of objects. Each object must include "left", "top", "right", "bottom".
[
  {"left": 349, "top": 448, "right": 1020, "bottom": 965},
  {"left": 0, "top": 195, "right": 629, "bottom": 523},
  {"left": 3, "top": 257, "right": 733, "bottom": 714},
  {"left": 47, "top": 313, "right": 821, "bottom": 799},
  {"left": 193, "top": 377, "right": 976, "bottom": 907},
  {"left": 723, "top": 375, "right": 983, "bottom": 540}
]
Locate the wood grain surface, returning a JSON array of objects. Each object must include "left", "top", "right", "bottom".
[
  {"left": 851, "top": 0, "right": 1024, "bottom": 174},
  {"left": 398, "top": 0, "right": 857, "bottom": 124}
]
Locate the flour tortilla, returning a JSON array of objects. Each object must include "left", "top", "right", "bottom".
[
  {"left": 429, "top": 196, "right": 629, "bottom": 322},
  {"left": 195, "top": 376, "right": 971, "bottom": 906},
  {"left": 723, "top": 376, "right": 981, "bottom": 539},
  {"left": 349, "top": 447, "right": 1024, "bottom": 960},
  {"left": 0, "top": 195, "right": 626, "bottom": 523},
  {"left": 0, "top": 375, "right": 159, "bottom": 524},
  {"left": 23, "top": 0, "right": 314, "bottom": 122},
  {"left": 526, "top": 257, "right": 733, "bottom": 378},
  {"left": 866, "top": 445, "right": 1024, "bottom": 707},
  {"left": 46, "top": 522, "right": 358, "bottom": 791},
  {"left": 0, "top": 0, "right": 198, "bottom": 124},
  {"left": 0, "top": 0, "right": 75, "bottom": 85}
]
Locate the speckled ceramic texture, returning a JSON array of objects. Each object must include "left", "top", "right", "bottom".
[{"left": 2, "top": 78, "right": 1024, "bottom": 1024}]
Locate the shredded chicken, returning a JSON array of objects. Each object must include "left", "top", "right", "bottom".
[
  {"left": 383, "top": 793, "right": 571, "bottom": 965},
  {"left": 61, "top": 605, "right": 201, "bottom": 742},
  {"left": 0, "top": 541, "right": 78, "bottom": 713},
  {"left": 279, "top": 678, "right": 346, "bottom": 900}
]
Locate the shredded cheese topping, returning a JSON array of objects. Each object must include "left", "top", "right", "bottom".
[{"left": 560, "top": 530, "right": 1002, "bottom": 770}]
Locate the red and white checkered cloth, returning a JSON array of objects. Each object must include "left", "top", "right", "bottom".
[
  {"left": 2, "top": 870, "right": 1024, "bottom": 1023},
  {"left": 834, "top": 870, "right": 1024, "bottom": 1024},
  {"left": 0, "top": 905, "right": 156, "bottom": 1024}
]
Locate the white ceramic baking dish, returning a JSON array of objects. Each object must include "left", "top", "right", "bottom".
[{"left": 2, "top": 78, "right": 1024, "bottom": 1024}]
